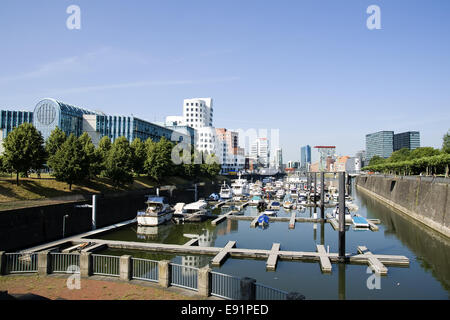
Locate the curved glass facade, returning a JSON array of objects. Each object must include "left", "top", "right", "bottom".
[{"left": 33, "top": 98, "right": 98, "bottom": 141}]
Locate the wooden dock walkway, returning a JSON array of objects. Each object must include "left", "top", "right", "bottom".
[
  {"left": 266, "top": 243, "right": 280, "bottom": 271},
  {"left": 357, "top": 246, "right": 388, "bottom": 275},
  {"left": 289, "top": 212, "right": 296, "bottom": 229},
  {"left": 316, "top": 245, "right": 332, "bottom": 273},
  {"left": 211, "top": 241, "right": 236, "bottom": 267}
]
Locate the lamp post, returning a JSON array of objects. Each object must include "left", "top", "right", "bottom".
[{"left": 62, "top": 214, "right": 69, "bottom": 238}]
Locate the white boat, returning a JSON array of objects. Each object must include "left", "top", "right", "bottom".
[
  {"left": 283, "top": 194, "right": 294, "bottom": 209},
  {"left": 275, "top": 189, "right": 285, "bottom": 199},
  {"left": 298, "top": 193, "right": 307, "bottom": 205},
  {"left": 333, "top": 205, "right": 353, "bottom": 224},
  {"left": 268, "top": 200, "right": 281, "bottom": 210},
  {"left": 249, "top": 195, "right": 264, "bottom": 205},
  {"left": 183, "top": 199, "right": 208, "bottom": 214},
  {"left": 352, "top": 215, "right": 370, "bottom": 228},
  {"left": 219, "top": 182, "right": 233, "bottom": 199},
  {"left": 137, "top": 196, "right": 173, "bottom": 226},
  {"left": 231, "top": 173, "right": 250, "bottom": 197},
  {"left": 263, "top": 209, "right": 278, "bottom": 216}
]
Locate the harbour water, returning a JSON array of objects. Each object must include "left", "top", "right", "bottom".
[{"left": 92, "top": 180, "right": 450, "bottom": 300}]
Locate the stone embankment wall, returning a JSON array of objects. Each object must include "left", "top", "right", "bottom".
[{"left": 355, "top": 175, "right": 450, "bottom": 238}]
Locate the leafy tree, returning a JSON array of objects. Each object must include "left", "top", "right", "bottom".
[
  {"left": 201, "top": 153, "right": 221, "bottom": 177},
  {"left": 130, "top": 138, "right": 146, "bottom": 175},
  {"left": 78, "top": 133, "right": 101, "bottom": 178},
  {"left": 2, "top": 123, "right": 47, "bottom": 185},
  {"left": 443, "top": 130, "right": 450, "bottom": 154},
  {"left": 47, "top": 134, "right": 89, "bottom": 190},
  {"left": 368, "top": 155, "right": 386, "bottom": 166},
  {"left": 104, "top": 137, "right": 134, "bottom": 187},
  {"left": 388, "top": 148, "right": 411, "bottom": 163},
  {"left": 144, "top": 137, "right": 174, "bottom": 182},
  {"left": 409, "top": 147, "right": 440, "bottom": 159},
  {"left": 97, "top": 136, "right": 112, "bottom": 175},
  {"left": 45, "top": 127, "right": 66, "bottom": 157}
]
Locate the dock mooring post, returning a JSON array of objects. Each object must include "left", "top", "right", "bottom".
[
  {"left": 320, "top": 172, "right": 325, "bottom": 219},
  {"left": 92, "top": 195, "right": 97, "bottom": 230},
  {"left": 338, "top": 172, "right": 346, "bottom": 261},
  {"left": 313, "top": 172, "right": 317, "bottom": 210}
]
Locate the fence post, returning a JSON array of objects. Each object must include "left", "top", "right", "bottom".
[
  {"left": 158, "top": 260, "right": 171, "bottom": 288},
  {"left": 38, "top": 251, "right": 51, "bottom": 275},
  {"left": 240, "top": 277, "right": 256, "bottom": 300},
  {"left": 198, "top": 266, "right": 211, "bottom": 297},
  {"left": 0, "top": 252, "right": 5, "bottom": 275},
  {"left": 120, "top": 255, "right": 132, "bottom": 281},
  {"left": 286, "top": 292, "right": 306, "bottom": 300},
  {"left": 80, "top": 252, "right": 92, "bottom": 278}
]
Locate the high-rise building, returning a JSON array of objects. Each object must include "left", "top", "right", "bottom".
[
  {"left": 355, "top": 150, "right": 367, "bottom": 168},
  {"left": 365, "top": 131, "right": 394, "bottom": 161},
  {"left": 167, "top": 98, "right": 213, "bottom": 129},
  {"left": 250, "top": 137, "right": 269, "bottom": 167},
  {"left": 300, "top": 145, "right": 311, "bottom": 170},
  {"left": 393, "top": 131, "right": 420, "bottom": 151},
  {"left": 274, "top": 148, "right": 283, "bottom": 171},
  {"left": 0, "top": 109, "right": 33, "bottom": 153}
]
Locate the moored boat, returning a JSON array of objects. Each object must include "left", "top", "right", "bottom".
[{"left": 137, "top": 196, "right": 173, "bottom": 226}]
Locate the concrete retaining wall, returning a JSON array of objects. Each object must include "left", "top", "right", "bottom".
[
  {"left": 355, "top": 175, "right": 450, "bottom": 238},
  {"left": 0, "top": 190, "right": 150, "bottom": 252}
]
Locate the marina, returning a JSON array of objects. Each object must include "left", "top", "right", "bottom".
[{"left": 10, "top": 174, "right": 449, "bottom": 299}]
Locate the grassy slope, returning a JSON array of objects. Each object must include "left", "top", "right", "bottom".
[{"left": 0, "top": 173, "right": 222, "bottom": 210}]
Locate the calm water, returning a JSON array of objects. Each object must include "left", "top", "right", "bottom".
[{"left": 93, "top": 181, "right": 450, "bottom": 300}]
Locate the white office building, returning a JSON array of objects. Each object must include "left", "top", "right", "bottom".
[{"left": 250, "top": 137, "right": 269, "bottom": 167}]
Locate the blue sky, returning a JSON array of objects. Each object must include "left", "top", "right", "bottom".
[{"left": 1, "top": 0, "right": 449, "bottom": 162}]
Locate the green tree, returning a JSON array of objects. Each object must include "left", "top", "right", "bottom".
[
  {"left": 2, "top": 123, "right": 47, "bottom": 185},
  {"left": 130, "top": 138, "right": 146, "bottom": 175},
  {"left": 78, "top": 133, "right": 101, "bottom": 178},
  {"left": 409, "top": 147, "right": 441, "bottom": 160},
  {"left": 47, "top": 134, "right": 89, "bottom": 190},
  {"left": 104, "top": 136, "right": 134, "bottom": 187},
  {"left": 368, "top": 155, "right": 386, "bottom": 166},
  {"left": 201, "top": 153, "right": 222, "bottom": 177},
  {"left": 45, "top": 127, "right": 67, "bottom": 157},
  {"left": 443, "top": 130, "right": 450, "bottom": 154},
  {"left": 144, "top": 137, "right": 174, "bottom": 182},
  {"left": 97, "top": 136, "right": 112, "bottom": 175},
  {"left": 388, "top": 148, "right": 411, "bottom": 163}
]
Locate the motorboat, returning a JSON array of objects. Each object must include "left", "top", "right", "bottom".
[
  {"left": 298, "top": 193, "right": 307, "bottom": 205},
  {"left": 249, "top": 195, "right": 264, "bottom": 205},
  {"left": 333, "top": 204, "right": 353, "bottom": 224},
  {"left": 352, "top": 214, "right": 370, "bottom": 228},
  {"left": 231, "top": 173, "right": 250, "bottom": 197},
  {"left": 263, "top": 209, "right": 277, "bottom": 216},
  {"left": 137, "top": 196, "right": 173, "bottom": 226},
  {"left": 268, "top": 200, "right": 281, "bottom": 210},
  {"left": 208, "top": 193, "right": 220, "bottom": 201},
  {"left": 257, "top": 214, "right": 269, "bottom": 226},
  {"left": 275, "top": 189, "right": 285, "bottom": 199},
  {"left": 183, "top": 199, "right": 208, "bottom": 215},
  {"left": 283, "top": 194, "right": 294, "bottom": 209},
  {"left": 219, "top": 182, "right": 233, "bottom": 200}
]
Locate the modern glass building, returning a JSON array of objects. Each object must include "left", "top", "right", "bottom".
[
  {"left": 0, "top": 109, "right": 34, "bottom": 153},
  {"left": 393, "top": 131, "right": 420, "bottom": 151},
  {"left": 300, "top": 145, "right": 311, "bottom": 169},
  {"left": 31, "top": 98, "right": 190, "bottom": 146},
  {"left": 365, "top": 131, "right": 394, "bottom": 161},
  {"left": 33, "top": 98, "right": 100, "bottom": 142},
  {"left": 0, "top": 109, "right": 33, "bottom": 137}
]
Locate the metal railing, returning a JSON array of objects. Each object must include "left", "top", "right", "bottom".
[
  {"left": 211, "top": 271, "right": 241, "bottom": 300},
  {"left": 170, "top": 263, "right": 198, "bottom": 291},
  {"left": 92, "top": 254, "right": 120, "bottom": 277},
  {"left": 5, "top": 253, "right": 38, "bottom": 273},
  {"left": 255, "top": 282, "right": 288, "bottom": 300},
  {"left": 131, "top": 258, "right": 158, "bottom": 282},
  {"left": 50, "top": 253, "right": 80, "bottom": 273}
]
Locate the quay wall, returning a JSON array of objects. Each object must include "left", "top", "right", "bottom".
[
  {"left": 0, "top": 190, "right": 150, "bottom": 252},
  {"left": 355, "top": 175, "right": 450, "bottom": 238},
  {"left": 0, "top": 181, "right": 220, "bottom": 252}
]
